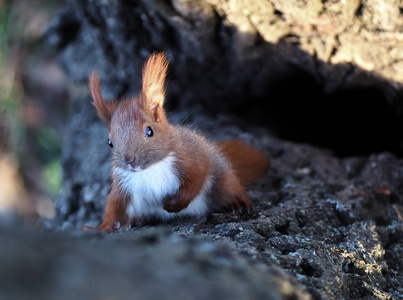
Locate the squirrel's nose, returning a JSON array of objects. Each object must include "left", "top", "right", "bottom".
[{"left": 124, "top": 155, "right": 138, "bottom": 168}]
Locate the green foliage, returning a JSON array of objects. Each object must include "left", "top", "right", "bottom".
[{"left": 43, "top": 159, "right": 62, "bottom": 196}]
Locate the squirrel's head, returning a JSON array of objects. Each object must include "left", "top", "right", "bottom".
[{"left": 89, "top": 53, "right": 173, "bottom": 172}]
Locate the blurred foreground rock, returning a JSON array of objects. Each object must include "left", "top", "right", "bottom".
[{"left": 0, "top": 217, "right": 309, "bottom": 300}]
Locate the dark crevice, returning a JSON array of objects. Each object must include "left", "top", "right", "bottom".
[
  {"left": 254, "top": 31, "right": 266, "bottom": 47},
  {"left": 67, "top": 184, "right": 82, "bottom": 216},
  {"left": 232, "top": 67, "right": 403, "bottom": 158},
  {"left": 213, "top": 9, "right": 232, "bottom": 55},
  {"left": 274, "top": 10, "right": 284, "bottom": 21},
  {"left": 279, "top": 34, "right": 300, "bottom": 46},
  {"left": 300, "top": 259, "right": 322, "bottom": 278},
  {"left": 275, "top": 220, "right": 290, "bottom": 235},
  {"left": 342, "top": 258, "right": 365, "bottom": 275},
  {"left": 295, "top": 211, "right": 306, "bottom": 228},
  {"left": 355, "top": 4, "right": 364, "bottom": 17},
  {"left": 330, "top": 44, "right": 338, "bottom": 57},
  {"left": 383, "top": 230, "right": 403, "bottom": 251},
  {"left": 43, "top": 7, "right": 81, "bottom": 51}
]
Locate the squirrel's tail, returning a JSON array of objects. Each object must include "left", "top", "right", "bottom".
[{"left": 216, "top": 140, "right": 269, "bottom": 187}]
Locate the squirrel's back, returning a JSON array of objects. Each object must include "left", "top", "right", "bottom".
[
  {"left": 172, "top": 125, "right": 269, "bottom": 187},
  {"left": 216, "top": 140, "right": 269, "bottom": 187}
]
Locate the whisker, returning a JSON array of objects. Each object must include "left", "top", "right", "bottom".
[{"left": 179, "top": 115, "right": 189, "bottom": 125}]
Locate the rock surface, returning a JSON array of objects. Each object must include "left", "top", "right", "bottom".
[
  {"left": 25, "top": 0, "right": 403, "bottom": 299},
  {"left": 0, "top": 217, "right": 310, "bottom": 300}
]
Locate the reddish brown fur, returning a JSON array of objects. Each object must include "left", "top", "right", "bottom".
[
  {"left": 89, "top": 72, "right": 118, "bottom": 127},
  {"left": 164, "top": 136, "right": 213, "bottom": 212},
  {"left": 217, "top": 140, "right": 269, "bottom": 187},
  {"left": 212, "top": 170, "right": 253, "bottom": 213},
  {"left": 86, "top": 53, "right": 269, "bottom": 232},
  {"left": 97, "top": 180, "right": 130, "bottom": 232},
  {"left": 141, "top": 53, "right": 169, "bottom": 123}
]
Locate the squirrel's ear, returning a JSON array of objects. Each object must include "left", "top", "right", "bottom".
[
  {"left": 141, "top": 53, "right": 169, "bottom": 123},
  {"left": 89, "top": 72, "right": 117, "bottom": 126}
]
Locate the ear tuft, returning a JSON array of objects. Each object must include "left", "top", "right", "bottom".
[
  {"left": 142, "top": 53, "right": 169, "bottom": 122},
  {"left": 89, "top": 72, "right": 117, "bottom": 125},
  {"left": 151, "top": 103, "right": 160, "bottom": 123}
]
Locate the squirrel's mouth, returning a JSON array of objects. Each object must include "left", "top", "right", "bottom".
[
  {"left": 126, "top": 164, "right": 142, "bottom": 172},
  {"left": 122, "top": 157, "right": 143, "bottom": 172}
]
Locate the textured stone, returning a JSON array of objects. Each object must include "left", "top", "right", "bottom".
[{"left": 0, "top": 219, "right": 310, "bottom": 300}]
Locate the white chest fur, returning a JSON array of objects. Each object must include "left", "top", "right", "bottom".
[{"left": 114, "top": 153, "right": 209, "bottom": 222}]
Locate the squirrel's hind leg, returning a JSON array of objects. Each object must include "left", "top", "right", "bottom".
[{"left": 212, "top": 171, "right": 253, "bottom": 214}]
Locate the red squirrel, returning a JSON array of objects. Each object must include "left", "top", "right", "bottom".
[{"left": 86, "top": 53, "right": 269, "bottom": 232}]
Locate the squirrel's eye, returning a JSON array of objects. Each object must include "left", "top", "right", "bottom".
[
  {"left": 108, "top": 138, "right": 113, "bottom": 148},
  {"left": 145, "top": 126, "right": 153, "bottom": 138}
]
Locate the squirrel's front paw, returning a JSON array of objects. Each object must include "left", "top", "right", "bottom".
[
  {"left": 94, "top": 220, "right": 123, "bottom": 233},
  {"left": 163, "top": 194, "right": 187, "bottom": 213}
]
